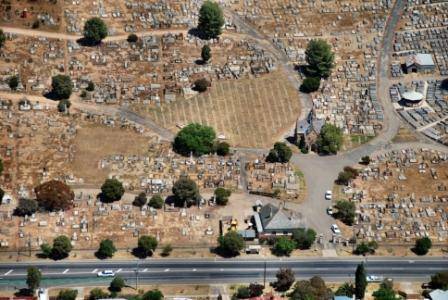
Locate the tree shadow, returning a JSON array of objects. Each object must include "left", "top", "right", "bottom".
[
  {"left": 131, "top": 247, "right": 153, "bottom": 259},
  {"left": 94, "top": 251, "right": 108, "bottom": 260},
  {"left": 212, "top": 246, "right": 241, "bottom": 258},
  {"left": 15, "top": 288, "right": 33, "bottom": 296},
  {"left": 188, "top": 28, "right": 205, "bottom": 40},
  {"left": 195, "top": 59, "right": 206, "bottom": 65},
  {"left": 77, "top": 37, "right": 102, "bottom": 47},
  {"left": 43, "top": 90, "right": 63, "bottom": 101}
]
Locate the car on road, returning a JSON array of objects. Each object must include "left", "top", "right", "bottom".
[
  {"left": 325, "top": 190, "right": 332, "bottom": 200},
  {"left": 327, "top": 206, "right": 333, "bottom": 215},
  {"left": 97, "top": 270, "right": 115, "bottom": 277},
  {"left": 367, "top": 275, "right": 383, "bottom": 282},
  {"left": 331, "top": 224, "right": 341, "bottom": 234}
]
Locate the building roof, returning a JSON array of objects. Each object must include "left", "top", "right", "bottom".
[
  {"left": 402, "top": 91, "right": 424, "bottom": 102},
  {"left": 334, "top": 296, "right": 353, "bottom": 300},
  {"left": 429, "top": 289, "right": 448, "bottom": 300},
  {"left": 257, "top": 203, "right": 304, "bottom": 231},
  {"left": 406, "top": 53, "right": 435, "bottom": 67}
]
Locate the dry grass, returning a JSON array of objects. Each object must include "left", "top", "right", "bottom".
[{"left": 132, "top": 71, "right": 301, "bottom": 149}]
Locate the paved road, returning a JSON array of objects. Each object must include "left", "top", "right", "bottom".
[{"left": 0, "top": 258, "right": 446, "bottom": 286}]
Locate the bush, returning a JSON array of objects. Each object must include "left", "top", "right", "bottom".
[
  {"left": 315, "top": 123, "right": 343, "bottom": 155},
  {"left": 161, "top": 244, "right": 173, "bottom": 257},
  {"left": 198, "top": 1, "right": 224, "bottom": 39},
  {"left": 193, "top": 78, "right": 210, "bottom": 92},
  {"left": 0, "top": 29, "right": 5, "bottom": 49},
  {"left": 248, "top": 283, "right": 264, "bottom": 297},
  {"left": 57, "top": 100, "right": 71, "bottom": 112},
  {"left": 172, "top": 177, "right": 200, "bottom": 207},
  {"left": 354, "top": 241, "right": 378, "bottom": 255},
  {"left": 335, "top": 282, "right": 355, "bottom": 297},
  {"left": 86, "top": 81, "right": 95, "bottom": 91},
  {"left": 32, "top": 20, "right": 40, "bottom": 29},
  {"left": 292, "top": 228, "right": 317, "bottom": 250},
  {"left": 142, "top": 290, "right": 164, "bottom": 300},
  {"left": 361, "top": 155, "right": 371, "bottom": 165},
  {"left": 127, "top": 33, "right": 138, "bottom": 43},
  {"left": 97, "top": 239, "right": 117, "bottom": 259},
  {"left": 133, "top": 192, "right": 147, "bottom": 207},
  {"left": 300, "top": 77, "right": 321, "bottom": 93},
  {"left": 51, "top": 75, "right": 73, "bottom": 100},
  {"left": 413, "top": 237, "right": 432, "bottom": 255},
  {"left": 148, "top": 195, "right": 164, "bottom": 209},
  {"left": 336, "top": 166, "right": 358, "bottom": 185},
  {"left": 89, "top": 288, "right": 109, "bottom": 300},
  {"left": 266, "top": 142, "right": 292, "bottom": 163},
  {"left": 274, "top": 268, "right": 295, "bottom": 292},
  {"left": 214, "top": 187, "right": 231, "bottom": 206},
  {"left": 100, "top": 178, "right": 125, "bottom": 202},
  {"left": 109, "top": 276, "right": 125, "bottom": 292},
  {"left": 173, "top": 123, "right": 216, "bottom": 156},
  {"left": 40, "top": 243, "right": 52, "bottom": 258},
  {"left": 290, "top": 276, "right": 333, "bottom": 300},
  {"left": 8, "top": 75, "right": 19, "bottom": 90},
  {"left": 26, "top": 267, "right": 41, "bottom": 292},
  {"left": 57, "top": 289, "right": 78, "bottom": 300},
  {"left": 217, "top": 231, "right": 244, "bottom": 257},
  {"left": 83, "top": 17, "right": 108, "bottom": 44},
  {"left": 236, "top": 286, "right": 250, "bottom": 299},
  {"left": 14, "top": 198, "right": 38, "bottom": 216},
  {"left": 334, "top": 200, "right": 356, "bottom": 226},
  {"left": 272, "top": 236, "right": 296, "bottom": 256},
  {"left": 215, "top": 141, "right": 230, "bottom": 156},
  {"left": 201, "top": 44, "right": 211, "bottom": 62},
  {"left": 137, "top": 235, "right": 158, "bottom": 257}
]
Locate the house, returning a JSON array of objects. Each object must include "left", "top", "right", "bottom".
[
  {"left": 429, "top": 289, "right": 448, "bottom": 300},
  {"left": 254, "top": 203, "right": 305, "bottom": 237},
  {"left": 295, "top": 110, "right": 325, "bottom": 148},
  {"left": 405, "top": 53, "right": 435, "bottom": 73}
]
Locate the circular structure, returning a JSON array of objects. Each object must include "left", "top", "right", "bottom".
[{"left": 402, "top": 90, "right": 424, "bottom": 107}]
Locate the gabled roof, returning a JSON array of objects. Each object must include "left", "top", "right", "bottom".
[
  {"left": 258, "top": 203, "right": 304, "bottom": 231},
  {"left": 406, "top": 53, "right": 435, "bottom": 67}
]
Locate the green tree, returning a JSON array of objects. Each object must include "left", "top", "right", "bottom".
[
  {"left": 272, "top": 236, "right": 296, "bottom": 256},
  {"left": 316, "top": 123, "right": 343, "bottom": 154},
  {"left": 142, "top": 290, "right": 164, "bottom": 300},
  {"left": 300, "top": 77, "right": 321, "bottom": 93},
  {"left": 148, "top": 194, "right": 164, "bottom": 209},
  {"left": 214, "top": 187, "right": 231, "bottom": 206},
  {"left": 266, "top": 142, "right": 292, "bottom": 163},
  {"left": 86, "top": 81, "right": 95, "bottom": 91},
  {"left": 198, "top": 1, "right": 224, "bottom": 40},
  {"left": 101, "top": 178, "right": 125, "bottom": 202},
  {"left": 355, "top": 263, "right": 367, "bottom": 300},
  {"left": 35, "top": 180, "right": 74, "bottom": 211},
  {"left": 174, "top": 123, "right": 216, "bottom": 156},
  {"left": 193, "top": 78, "right": 210, "bottom": 92},
  {"left": 14, "top": 198, "right": 38, "bottom": 216},
  {"left": 217, "top": 231, "right": 244, "bottom": 257},
  {"left": 361, "top": 155, "right": 371, "bottom": 165},
  {"left": 248, "top": 283, "right": 264, "bottom": 297},
  {"left": 138, "top": 235, "right": 158, "bottom": 257},
  {"left": 292, "top": 228, "right": 316, "bottom": 250},
  {"left": 0, "top": 29, "right": 5, "bottom": 49},
  {"left": 372, "top": 283, "right": 396, "bottom": 300},
  {"left": 51, "top": 75, "right": 73, "bottom": 100},
  {"left": 201, "top": 44, "right": 211, "bottom": 62},
  {"left": 83, "top": 17, "right": 108, "bottom": 44},
  {"left": 354, "top": 241, "right": 378, "bottom": 255},
  {"left": 335, "top": 282, "right": 355, "bottom": 297},
  {"left": 89, "top": 288, "right": 109, "bottom": 300},
  {"left": 215, "top": 141, "right": 230, "bottom": 156},
  {"left": 305, "top": 39, "right": 335, "bottom": 78},
  {"left": 413, "top": 237, "right": 432, "bottom": 255},
  {"left": 161, "top": 244, "right": 173, "bottom": 257},
  {"left": 133, "top": 192, "right": 147, "bottom": 207},
  {"left": 57, "top": 289, "right": 78, "bottom": 300},
  {"left": 273, "top": 268, "right": 295, "bottom": 292},
  {"left": 109, "top": 276, "right": 125, "bottom": 292},
  {"left": 57, "top": 99, "right": 71, "bottom": 113},
  {"left": 172, "top": 177, "right": 200, "bottom": 207},
  {"left": 236, "top": 286, "right": 250, "bottom": 299},
  {"left": 40, "top": 243, "right": 52, "bottom": 258},
  {"left": 8, "top": 75, "right": 19, "bottom": 90},
  {"left": 51, "top": 235, "right": 73, "bottom": 260},
  {"left": 26, "top": 266, "right": 41, "bottom": 292},
  {"left": 97, "top": 239, "right": 117, "bottom": 259},
  {"left": 290, "top": 276, "right": 333, "bottom": 300},
  {"left": 430, "top": 271, "right": 448, "bottom": 289},
  {"left": 335, "top": 200, "right": 356, "bottom": 226},
  {"left": 127, "top": 33, "right": 138, "bottom": 43}
]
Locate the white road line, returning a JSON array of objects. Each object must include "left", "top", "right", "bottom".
[
  {"left": 116, "top": 268, "right": 122, "bottom": 273},
  {"left": 63, "top": 269, "right": 69, "bottom": 274},
  {"left": 142, "top": 268, "right": 148, "bottom": 272},
  {"left": 92, "top": 269, "right": 98, "bottom": 273},
  {"left": 164, "top": 269, "right": 170, "bottom": 272},
  {"left": 192, "top": 268, "right": 197, "bottom": 272},
  {"left": 4, "top": 270, "right": 13, "bottom": 276}
]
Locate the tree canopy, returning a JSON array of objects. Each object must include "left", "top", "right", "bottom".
[
  {"left": 83, "top": 17, "right": 108, "bottom": 44},
  {"left": 290, "top": 276, "right": 333, "bottom": 300},
  {"left": 300, "top": 77, "right": 321, "bottom": 93},
  {"left": 273, "top": 268, "right": 295, "bottom": 292},
  {"left": 214, "top": 187, "right": 231, "bottom": 206},
  {"left": 0, "top": 29, "right": 5, "bottom": 49},
  {"left": 266, "top": 142, "right": 292, "bottom": 163},
  {"left": 149, "top": 194, "right": 164, "bottom": 209},
  {"left": 51, "top": 75, "right": 73, "bottom": 100},
  {"left": 100, "top": 178, "right": 125, "bottom": 203},
  {"left": 137, "top": 235, "right": 158, "bottom": 257},
  {"left": 292, "top": 228, "right": 317, "bottom": 250},
  {"left": 142, "top": 290, "right": 164, "bottom": 300},
  {"left": 272, "top": 236, "right": 296, "bottom": 256},
  {"left": 89, "top": 288, "right": 109, "bottom": 300},
  {"left": 26, "top": 267, "right": 42, "bottom": 292},
  {"left": 8, "top": 75, "right": 19, "bottom": 90},
  {"left": 133, "top": 192, "right": 147, "bottom": 207},
  {"left": 35, "top": 180, "right": 74, "bottom": 211},
  {"left": 372, "top": 281, "right": 396, "bottom": 300},
  {"left": 335, "top": 200, "right": 356, "bottom": 226},
  {"left": 172, "top": 177, "right": 200, "bottom": 207},
  {"left": 305, "top": 39, "right": 335, "bottom": 78},
  {"left": 14, "top": 198, "right": 38, "bottom": 216},
  {"left": 335, "top": 282, "right": 355, "bottom": 297},
  {"left": 57, "top": 289, "right": 78, "bottom": 300},
  {"left": 193, "top": 78, "right": 210, "bottom": 92},
  {"left": 173, "top": 123, "right": 216, "bottom": 156},
  {"left": 215, "top": 141, "right": 230, "bottom": 156},
  {"left": 413, "top": 237, "right": 432, "bottom": 255},
  {"left": 315, "top": 123, "right": 343, "bottom": 154},
  {"left": 217, "top": 231, "right": 244, "bottom": 257},
  {"left": 97, "top": 239, "right": 117, "bottom": 259},
  {"left": 430, "top": 271, "right": 448, "bottom": 290},
  {"left": 355, "top": 263, "right": 367, "bottom": 300},
  {"left": 198, "top": 1, "right": 224, "bottom": 40},
  {"left": 51, "top": 235, "right": 73, "bottom": 260},
  {"left": 201, "top": 44, "right": 211, "bottom": 63},
  {"left": 354, "top": 241, "right": 378, "bottom": 255},
  {"left": 109, "top": 276, "right": 125, "bottom": 292}
]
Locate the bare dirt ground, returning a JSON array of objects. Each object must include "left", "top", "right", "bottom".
[{"left": 131, "top": 71, "right": 301, "bottom": 149}]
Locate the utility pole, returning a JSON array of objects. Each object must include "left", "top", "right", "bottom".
[
  {"left": 135, "top": 260, "right": 140, "bottom": 290},
  {"left": 263, "top": 261, "right": 267, "bottom": 287}
]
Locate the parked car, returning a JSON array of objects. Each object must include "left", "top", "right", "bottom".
[
  {"left": 97, "top": 270, "right": 115, "bottom": 277},
  {"left": 325, "top": 190, "right": 332, "bottom": 200},
  {"left": 327, "top": 206, "right": 333, "bottom": 215},
  {"left": 331, "top": 224, "right": 341, "bottom": 234},
  {"left": 367, "top": 275, "right": 383, "bottom": 282}
]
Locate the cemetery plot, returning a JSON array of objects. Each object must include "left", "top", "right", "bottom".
[{"left": 132, "top": 71, "right": 301, "bottom": 149}]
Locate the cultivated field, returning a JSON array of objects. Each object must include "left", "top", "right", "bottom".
[{"left": 132, "top": 71, "right": 301, "bottom": 149}]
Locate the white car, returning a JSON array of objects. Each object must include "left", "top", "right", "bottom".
[
  {"left": 97, "top": 270, "right": 115, "bottom": 277},
  {"left": 331, "top": 224, "right": 341, "bottom": 234},
  {"left": 327, "top": 206, "right": 333, "bottom": 215},
  {"left": 367, "top": 275, "right": 383, "bottom": 282},
  {"left": 325, "top": 190, "right": 332, "bottom": 200}
]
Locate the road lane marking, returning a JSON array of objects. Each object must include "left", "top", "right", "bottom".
[
  {"left": 92, "top": 269, "right": 98, "bottom": 273},
  {"left": 164, "top": 269, "right": 170, "bottom": 272},
  {"left": 4, "top": 270, "right": 13, "bottom": 276},
  {"left": 143, "top": 268, "right": 148, "bottom": 272},
  {"left": 117, "top": 269, "right": 122, "bottom": 273},
  {"left": 192, "top": 269, "right": 197, "bottom": 272},
  {"left": 63, "top": 269, "right": 69, "bottom": 274}
]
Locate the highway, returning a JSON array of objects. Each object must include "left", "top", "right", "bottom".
[{"left": 0, "top": 258, "right": 446, "bottom": 287}]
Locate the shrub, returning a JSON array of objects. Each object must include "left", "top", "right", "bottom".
[
  {"left": 214, "top": 187, "right": 231, "bottom": 206},
  {"left": 215, "top": 141, "right": 230, "bottom": 156},
  {"left": 300, "top": 77, "right": 321, "bottom": 93},
  {"left": 236, "top": 286, "right": 250, "bottom": 299},
  {"left": 148, "top": 195, "right": 164, "bottom": 209},
  {"left": 292, "top": 228, "right": 317, "bottom": 250},
  {"left": 133, "top": 192, "right": 147, "bottom": 207},
  {"left": 127, "top": 33, "right": 138, "bottom": 43},
  {"left": 193, "top": 78, "right": 210, "bottom": 92},
  {"left": 272, "top": 236, "right": 296, "bottom": 256}
]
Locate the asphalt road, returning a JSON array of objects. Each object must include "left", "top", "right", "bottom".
[{"left": 0, "top": 258, "right": 446, "bottom": 286}]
